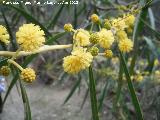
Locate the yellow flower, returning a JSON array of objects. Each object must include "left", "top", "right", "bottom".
[
  {"left": 16, "top": 24, "right": 45, "bottom": 52},
  {"left": 134, "top": 74, "right": 144, "bottom": 82},
  {"left": 21, "top": 68, "right": 36, "bottom": 83},
  {"left": 64, "top": 23, "right": 73, "bottom": 32},
  {"left": 73, "top": 29, "right": 90, "bottom": 46},
  {"left": 98, "top": 29, "right": 114, "bottom": 49},
  {"left": 116, "top": 30, "right": 128, "bottom": 41},
  {"left": 104, "top": 50, "right": 113, "bottom": 58},
  {"left": 63, "top": 48, "right": 93, "bottom": 74},
  {"left": 111, "top": 17, "right": 127, "bottom": 30},
  {"left": 124, "top": 14, "right": 135, "bottom": 27},
  {"left": 155, "top": 70, "right": 160, "bottom": 75},
  {"left": 0, "top": 25, "right": 10, "bottom": 44},
  {"left": 118, "top": 39, "right": 133, "bottom": 53},
  {"left": 90, "top": 14, "right": 100, "bottom": 23},
  {"left": 154, "top": 59, "right": 159, "bottom": 66},
  {"left": 155, "top": 70, "right": 160, "bottom": 83},
  {"left": 0, "top": 66, "right": 10, "bottom": 76}
]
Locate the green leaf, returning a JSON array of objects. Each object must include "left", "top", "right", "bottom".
[
  {"left": 6, "top": 5, "right": 51, "bottom": 36},
  {"left": 19, "top": 79, "right": 32, "bottom": 120},
  {"left": 1, "top": 9, "right": 17, "bottom": 50},
  {"left": 63, "top": 77, "right": 81, "bottom": 105},
  {"left": 80, "top": 88, "right": 89, "bottom": 110},
  {"left": 3, "top": 72, "right": 19, "bottom": 105},
  {"left": 120, "top": 92, "right": 131, "bottom": 120},
  {"left": 88, "top": 66, "right": 99, "bottom": 120},
  {"left": 22, "top": 54, "right": 37, "bottom": 68},
  {"left": 119, "top": 52, "right": 144, "bottom": 120},
  {"left": 46, "top": 32, "right": 66, "bottom": 45},
  {"left": 113, "top": 60, "right": 123, "bottom": 111},
  {"left": 0, "top": 41, "right": 7, "bottom": 51},
  {"left": 0, "top": 58, "right": 8, "bottom": 67},
  {"left": 130, "top": 0, "right": 151, "bottom": 75},
  {"left": 98, "top": 80, "right": 110, "bottom": 111},
  {"left": 73, "top": 5, "right": 77, "bottom": 28},
  {"left": 47, "top": 5, "right": 64, "bottom": 29},
  {"left": 144, "top": 37, "right": 158, "bottom": 57},
  {"left": 141, "top": 19, "right": 160, "bottom": 39},
  {"left": 148, "top": 8, "right": 155, "bottom": 29},
  {"left": 144, "top": 37, "right": 157, "bottom": 72}
]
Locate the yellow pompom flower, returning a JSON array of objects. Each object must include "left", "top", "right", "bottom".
[
  {"left": 63, "top": 48, "right": 93, "bottom": 74},
  {"left": 155, "top": 70, "right": 160, "bottom": 83},
  {"left": 104, "top": 50, "right": 113, "bottom": 58},
  {"left": 21, "top": 68, "right": 36, "bottom": 83},
  {"left": 124, "top": 14, "right": 135, "bottom": 27},
  {"left": 0, "top": 25, "right": 10, "bottom": 44},
  {"left": 0, "top": 66, "right": 10, "bottom": 76},
  {"left": 73, "top": 29, "right": 90, "bottom": 46},
  {"left": 16, "top": 24, "right": 45, "bottom": 52},
  {"left": 134, "top": 74, "right": 144, "bottom": 83},
  {"left": 154, "top": 59, "right": 159, "bottom": 66},
  {"left": 98, "top": 29, "right": 114, "bottom": 49},
  {"left": 111, "top": 17, "right": 127, "bottom": 31},
  {"left": 118, "top": 39, "right": 133, "bottom": 53},
  {"left": 64, "top": 23, "right": 73, "bottom": 32},
  {"left": 116, "top": 30, "right": 128, "bottom": 41},
  {"left": 155, "top": 70, "right": 160, "bottom": 75},
  {"left": 90, "top": 14, "right": 100, "bottom": 23}
]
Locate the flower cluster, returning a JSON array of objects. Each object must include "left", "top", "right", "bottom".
[
  {"left": 0, "top": 23, "right": 44, "bottom": 82},
  {"left": 63, "top": 13, "right": 135, "bottom": 74},
  {"left": 0, "top": 25, "right": 10, "bottom": 44}
]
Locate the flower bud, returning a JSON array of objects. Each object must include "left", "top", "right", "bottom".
[
  {"left": 89, "top": 47, "right": 99, "bottom": 56},
  {"left": 90, "top": 14, "right": 100, "bottom": 23},
  {"left": 104, "top": 50, "right": 113, "bottom": 58},
  {"left": 64, "top": 23, "right": 73, "bottom": 32},
  {"left": 0, "top": 66, "right": 10, "bottom": 76},
  {"left": 89, "top": 33, "right": 100, "bottom": 44}
]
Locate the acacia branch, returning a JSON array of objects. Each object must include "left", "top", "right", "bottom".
[{"left": 0, "top": 44, "right": 72, "bottom": 57}]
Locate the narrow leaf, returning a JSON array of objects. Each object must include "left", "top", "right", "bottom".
[
  {"left": 120, "top": 52, "right": 144, "bottom": 120},
  {"left": 63, "top": 77, "right": 81, "bottom": 105},
  {"left": 6, "top": 5, "right": 51, "bottom": 36},
  {"left": 19, "top": 80, "right": 32, "bottom": 120},
  {"left": 47, "top": 5, "right": 64, "bottom": 29},
  {"left": 1, "top": 9, "right": 17, "bottom": 50},
  {"left": 89, "top": 66, "right": 99, "bottom": 120},
  {"left": 130, "top": 0, "right": 151, "bottom": 75},
  {"left": 98, "top": 80, "right": 110, "bottom": 111}
]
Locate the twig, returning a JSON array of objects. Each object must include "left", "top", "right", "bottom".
[{"left": 0, "top": 44, "right": 72, "bottom": 57}]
